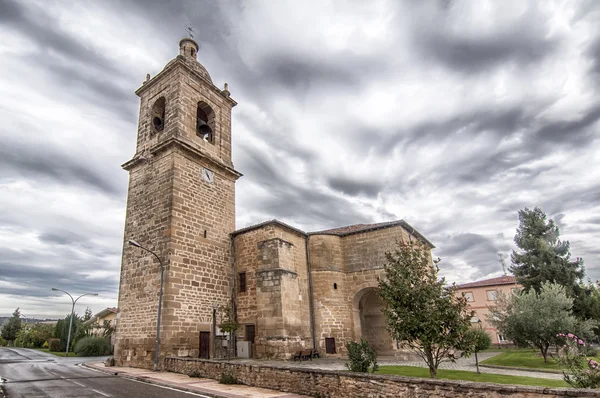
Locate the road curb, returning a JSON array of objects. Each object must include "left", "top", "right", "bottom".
[{"left": 82, "top": 362, "right": 233, "bottom": 398}]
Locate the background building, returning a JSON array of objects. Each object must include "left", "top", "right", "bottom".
[{"left": 456, "top": 275, "right": 520, "bottom": 346}]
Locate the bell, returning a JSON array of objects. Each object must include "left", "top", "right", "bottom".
[
  {"left": 197, "top": 120, "right": 212, "bottom": 137},
  {"left": 153, "top": 116, "right": 164, "bottom": 131}
]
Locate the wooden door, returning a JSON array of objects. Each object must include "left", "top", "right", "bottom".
[
  {"left": 245, "top": 324, "right": 255, "bottom": 343},
  {"left": 325, "top": 337, "right": 336, "bottom": 354},
  {"left": 199, "top": 331, "right": 210, "bottom": 359}
]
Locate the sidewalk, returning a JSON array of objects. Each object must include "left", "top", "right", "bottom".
[{"left": 84, "top": 362, "right": 310, "bottom": 398}]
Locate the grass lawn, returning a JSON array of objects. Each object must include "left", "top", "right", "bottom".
[
  {"left": 481, "top": 349, "right": 563, "bottom": 371},
  {"left": 32, "top": 348, "right": 79, "bottom": 357},
  {"left": 378, "top": 366, "right": 569, "bottom": 388}
]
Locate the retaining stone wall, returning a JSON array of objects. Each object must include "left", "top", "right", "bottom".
[{"left": 164, "top": 357, "right": 599, "bottom": 397}]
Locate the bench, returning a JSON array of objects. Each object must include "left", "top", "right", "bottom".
[{"left": 292, "top": 349, "right": 314, "bottom": 361}]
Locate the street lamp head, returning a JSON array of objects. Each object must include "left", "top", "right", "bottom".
[
  {"left": 52, "top": 288, "right": 58, "bottom": 291},
  {"left": 91, "top": 293, "right": 99, "bottom": 296},
  {"left": 128, "top": 239, "right": 142, "bottom": 248}
]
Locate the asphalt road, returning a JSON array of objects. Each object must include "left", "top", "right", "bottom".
[{"left": 0, "top": 347, "right": 209, "bottom": 398}]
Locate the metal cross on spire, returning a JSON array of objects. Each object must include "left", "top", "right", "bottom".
[{"left": 185, "top": 23, "right": 196, "bottom": 39}]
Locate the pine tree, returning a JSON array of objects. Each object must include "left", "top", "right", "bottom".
[
  {"left": 1, "top": 308, "right": 23, "bottom": 344},
  {"left": 510, "top": 207, "right": 584, "bottom": 296}
]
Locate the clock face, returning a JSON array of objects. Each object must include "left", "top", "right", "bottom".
[{"left": 201, "top": 167, "right": 214, "bottom": 184}]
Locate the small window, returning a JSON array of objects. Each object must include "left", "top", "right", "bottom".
[
  {"left": 498, "top": 334, "right": 506, "bottom": 342},
  {"left": 325, "top": 337, "right": 336, "bottom": 354},
  {"left": 239, "top": 272, "right": 247, "bottom": 293},
  {"left": 333, "top": 283, "right": 337, "bottom": 290},
  {"left": 463, "top": 292, "right": 474, "bottom": 302},
  {"left": 486, "top": 290, "right": 497, "bottom": 301}
]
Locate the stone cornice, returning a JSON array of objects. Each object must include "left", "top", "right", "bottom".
[{"left": 122, "top": 137, "right": 243, "bottom": 180}]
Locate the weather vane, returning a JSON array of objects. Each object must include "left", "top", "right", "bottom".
[{"left": 185, "top": 23, "right": 195, "bottom": 39}]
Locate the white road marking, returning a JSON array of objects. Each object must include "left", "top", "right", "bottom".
[
  {"left": 70, "top": 380, "right": 86, "bottom": 387},
  {"left": 127, "top": 377, "right": 212, "bottom": 397},
  {"left": 91, "top": 388, "right": 111, "bottom": 397}
]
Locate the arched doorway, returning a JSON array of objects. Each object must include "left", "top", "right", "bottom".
[{"left": 352, "top": 288, "right": 394, "bottom": 355}]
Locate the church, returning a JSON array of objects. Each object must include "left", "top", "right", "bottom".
[{"left": 114, "top": 37, "right": 434, "bottom": 368}]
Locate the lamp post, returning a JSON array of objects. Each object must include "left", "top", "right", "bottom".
[
  {"left": 128, "top": 239, "right": 164, "bottom": 371},
  {"left": 475, "top": 319, "right": 483, "bottom": 374},
  {"left": 51, "top": 288, "right": 98, "bottom": 357}
]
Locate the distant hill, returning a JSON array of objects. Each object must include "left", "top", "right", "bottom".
[{"left": 0, "top": 317, "right": 58, "bottom": 327}]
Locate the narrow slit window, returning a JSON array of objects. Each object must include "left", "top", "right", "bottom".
[{"left": 239, "top": 272, "right": 247, "bottom": 293}]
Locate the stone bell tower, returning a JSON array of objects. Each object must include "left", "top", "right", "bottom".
[{"left": 114, "top": 37, "right": 241, "bottom": 368}]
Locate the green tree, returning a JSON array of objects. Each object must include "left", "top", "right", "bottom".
[
  {"left": 15, "top": 323, "right": 54, "bottom": 348},
  {"left": 54, "top": 313, "right": 82, "bottom": 351},
  {"left": 489, "top": 283, "right": 583, "bottom": 362},
  {"left": 218, "top": 304, "right": 239, "bottom": 360},
  {"left": 462, "top": 328, "right": 491, "bottom": 374},
  {"left": 510, "top": 207, "right": 584, "bottom": 296},
  {"left": 378, "top": 240, "right": 474, "bottom": 378},
  {"left": 83, "top": 307, "right": 93, "bottom": 322},
  {"left": 1, "top": 308, "right": 23, "bottom": 345}
]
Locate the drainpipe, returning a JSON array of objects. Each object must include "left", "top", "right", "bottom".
[
  {"left": 230, "top": 235, "right": 237, "bottom": 359},
  {"left": 305, "top": 235, "right": 317, "bottom": 351}
]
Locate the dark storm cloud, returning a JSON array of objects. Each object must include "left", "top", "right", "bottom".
[
  {"left": 41, "top": 60, "right": 137, "bottom": 122},
  {"left": 367, "top": 106, "right": 530, "bottom": 156},
  {"left": 327, "top": 176, "right": 382, "bottom": 198},
  {"left": 0, "top": 139, "right": 121, "bottom": 195},
  {"left": 439, "top": 232, "right": 511, "bottom": 279},
  {"left": 0, "top": 0, "right": 120, "bottom": 75},
  {"left": 415, "top": 5, "right": 559, "bottom": 73},
  {"left": 588, "top": 37, "right": 600, "bottom": 82},
  {"left": 239, "top": 142, "right": 371, "bottom": 228},
  {"left": 0, "top": 261, "right": 118, "bottom": 298},
  {"left": 532, "top": 104, "right": 600, "bottom": 145}
]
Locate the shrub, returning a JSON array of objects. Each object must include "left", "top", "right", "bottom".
[
  {"left": 345, "top": 339, "right": 378, "bottom": 373},
  {"left": 0, "top": 336, "right": 6, "bottom": 346},
  {"left": 189, "top": 370, "right": 201, "bottom": 378},
  {"left": 219, "top": 373, "right": 239, "bottom": 384},
  {"left": 74, "top": 336, "right": 111, "bottom": 356},
  {"left": 557, "top": 332, "right": 600, "bottom": 388},
  {"left": 48, "top": 338, "right": 60, "bottom": 352}
]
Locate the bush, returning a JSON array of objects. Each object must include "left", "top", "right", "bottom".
[
  {"left": 0, "top": 336, "right": 6, "bottom": 346},
  {"left": 74, "top": 336, "right": 111, "bottom": 356},
  {"left": 219, "top": 373, "right": 239, "bottom": 384},
  {"left": 345, "top": 339, "right": 378, "bottom": 373},
  {"left": 557, "top": 332, "right": 600, "bottom": 388},
  {"left": 48, "top": 338, "right": 60, "bottom": 352}
]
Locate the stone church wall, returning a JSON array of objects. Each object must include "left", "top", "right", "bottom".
[{"left": 233, "top": 224, "right": 312, "bottom": 358}]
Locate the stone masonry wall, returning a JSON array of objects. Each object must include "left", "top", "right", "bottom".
[
  {"left": 342, "top": 225, "right": 412, "bottom": 272},
  {"left": 309, "top": 225, "right": 420, "bottom": 358},
  {"left": 162, "top": 148, "right": 236, "bottom": 358},
  {"left": 165, "top": 357, "right": 598, "bottom": 398},
  {"left": 115, "top": 151, "right": 175, "bottom": 368},
  {"left": 233, "top": 224, "right": 312, "bottom": 358}
]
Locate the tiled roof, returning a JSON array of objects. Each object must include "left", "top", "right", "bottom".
[
  {"left": 231, "top": 219, "right": 434, "bottom": 248},
  {"left": 457, "top": 275, "right": 517, "bottom": 289},
  {"left": 309, "top": 220, "right": 403, "bottom": 236}
]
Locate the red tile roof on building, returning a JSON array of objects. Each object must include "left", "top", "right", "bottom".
[{"left": 457, "top": 275, "right": 517, "bottom": 289}]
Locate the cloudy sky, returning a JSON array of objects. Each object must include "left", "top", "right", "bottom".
[{"left": 1, "top": 0, "right": 599, "bottom": 318}]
